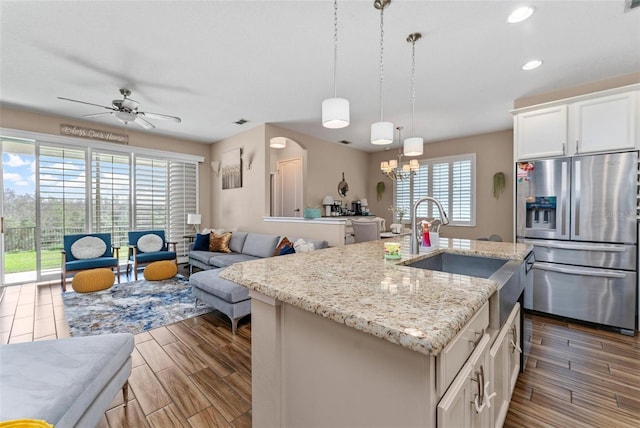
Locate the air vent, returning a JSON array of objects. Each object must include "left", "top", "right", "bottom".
[
  {"left": 338, "top": 140, "right": 351, "bottom": 145},
  {"left": 234, "top": 118, "right": 249, "bottom": 125}
]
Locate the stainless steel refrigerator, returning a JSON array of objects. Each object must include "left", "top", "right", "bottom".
[{"left": 516, "top": 151, "right": 638, "bottom": 335}]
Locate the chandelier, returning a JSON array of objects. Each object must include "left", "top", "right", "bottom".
[{"left": 380, "top": 126, "right": 419, "bottom": 181}]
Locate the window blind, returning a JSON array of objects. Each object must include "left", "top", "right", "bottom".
[
  {"left": 92, "top": 151, "right": 130, "bottom": 259},
  {"left": 394, "top": 154, "right": 475, "bottom": 226},
  {"left": 134, "top": 157, "right": 168, "bottom": 230},
  {"left": 168, "top": 161, "right": 198, "bottom": 257}
]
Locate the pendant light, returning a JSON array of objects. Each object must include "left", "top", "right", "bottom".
[
  {"left": 403, "top": 32, "right": 423, "bottom": 156},
  {"left": 371, "top": 0, "right": 393, "bottom": 145},
  {"left": 322, "top": 0, "right": 350, "bottom": 129}
]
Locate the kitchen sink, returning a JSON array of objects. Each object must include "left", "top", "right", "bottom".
[
  {"left": 407, "top": 252, "right": 532, "bottom": 330},
  {"left": 407, "top": 252, "right": 509, "bottom": 279}
]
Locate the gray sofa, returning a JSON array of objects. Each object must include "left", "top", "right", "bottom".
[
  {"left": 188, "top": 231, "right": 328, "bottom": 273},
  {"left": 0, "top": 333, "right": 134, "bottom": 427},
  {"left": 189, "top": 231, "right": 328, "bottom": 334}
]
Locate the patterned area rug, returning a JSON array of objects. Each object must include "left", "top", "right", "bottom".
[{"left": 62, "top": 274, "right": 211, "bottom": 336}]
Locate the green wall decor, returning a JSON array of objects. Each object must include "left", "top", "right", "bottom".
[{"left": 376, "top": 181, "right": 385, "bottom": 201}]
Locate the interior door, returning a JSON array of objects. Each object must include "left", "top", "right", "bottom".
[{"left": 276, "top": 157, "right": 303, "bottom": 217}]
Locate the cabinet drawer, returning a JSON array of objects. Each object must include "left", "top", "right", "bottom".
[{"left": 437, "top": 302, "right": 489, "bottom": 396}]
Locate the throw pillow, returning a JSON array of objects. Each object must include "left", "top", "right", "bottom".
[
  {"left": 70, "top": 236, "right": 107, "bottom": 260},
  {"left": 273, "top": 237, "right": 293, "bottom": 256},
  {"left": 193, "top": 233, "right": 210, "bottom": 251},
  {"left": 278, "top": 243, "right": 296, "bottom": 255},
  {"left": 209, "top": 231, "right": 232, "bottom": 253},
  {"left": 137, "top": 233, "right": 164, "bottom": 253},
  {"left": 294, "top": 238, "right": 315, "bottom": 253}
]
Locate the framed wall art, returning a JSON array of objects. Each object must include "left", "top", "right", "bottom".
[{"left": 221, "top": 148, "right": 242, "bottom": 189}]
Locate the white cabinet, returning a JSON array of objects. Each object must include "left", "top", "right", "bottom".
[
  {"left": 571, "top": 91, "right": 637, "bottom": 154},
  {"left": 489, "top": 303, "right": 522, "bottom": 428},
  {"left": 515, "top": 105, "right": 568, "bottom": 160},
  {"left": 514, "top": 86, "right": 639, "bottom": 161},
  {"left": 438, "top": 334, "right": 494, "bottom": 428}
]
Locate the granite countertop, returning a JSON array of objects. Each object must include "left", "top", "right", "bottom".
[{"left": 220, "top": 237, "right": 532, "bottom": 357}]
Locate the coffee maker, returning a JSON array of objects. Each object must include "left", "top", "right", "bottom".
[{"left": 352, "top": 201, "right": 362, "bottom": 215}]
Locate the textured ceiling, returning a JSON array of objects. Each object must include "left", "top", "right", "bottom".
[{"left": 1, "top": 1, "right": 639, "bottom": 151}]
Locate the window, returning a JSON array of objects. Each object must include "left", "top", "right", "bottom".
[{"left": 395, "top": 154, "right": 475, "bottom": 226}]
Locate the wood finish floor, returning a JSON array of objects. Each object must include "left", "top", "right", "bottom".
[{"left": 1, "top": 279, "right": 639, "bottom": 427}]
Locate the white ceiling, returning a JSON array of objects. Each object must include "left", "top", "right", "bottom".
[{"left": 1, "top": 1, "right": 639, "bottom": 152}]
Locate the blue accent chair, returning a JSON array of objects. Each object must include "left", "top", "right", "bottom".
[
  {"left": 61, "top": 233, "right": 120, "bottom": 291},
  {"left": 126, "top": 230, "right": 177, "bottom": 280}
]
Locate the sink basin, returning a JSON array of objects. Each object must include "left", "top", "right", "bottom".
[
  {"left": 407, "top": 252, "right": 527, "bottom": 330},
  {"left": 407, "top": 252, "right": 509, "bottom": 279}
]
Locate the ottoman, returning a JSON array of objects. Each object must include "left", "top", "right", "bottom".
[
  {"left": 71, "top": 268, "right": 115, "bottom": 293},
  {"left": 143, "top": 260, "right": 178, "bottom": 281},
  {"left": 190, "top": 268, "right": 251, "bottom": 334}
]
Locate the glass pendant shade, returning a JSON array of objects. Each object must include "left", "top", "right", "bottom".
[
  {"left": 403, "top": 136, "right": 424, "bottom": 156},
  {"left": 371, "top": 121, "right": 394, "bottom": 145},
  {"left": 322, "top": 97, "right": 350, "bottom": 129}
]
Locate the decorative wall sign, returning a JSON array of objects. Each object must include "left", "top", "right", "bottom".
[
  {"left": 221, "top": 148, "right": 242, "bottom": 189},
  {"left": 60, "top": 124, "right": 128, "bottom": 144}
]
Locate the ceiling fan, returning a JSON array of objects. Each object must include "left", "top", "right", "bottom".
[{"left": 57, "top": 88, "right": 181, "bottom": 129}]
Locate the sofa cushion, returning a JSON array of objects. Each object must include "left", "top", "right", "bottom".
[
  {"left": 189, "top": 250, "right": 227, "bottom": 264},
  {"left": 190, "top": 268, "right": 250, "bottom": 303},
  {"left": 229, "top": 231, "right": 248, "bottom": 253},
  {"left": 209, "top": 253, "right": 260, "bottom": 268},
  {"left": 0, "top": 333, "right": 134, "bottom": 426},
  {"left": 135, "top": 251, "right": 176, "bottom": 263},
  {"left": 242, "top": 233, "right": 280, "bottom": 258},
  {"left": 65, "top": 257, "right": 118, "bottom": 271},
  {"left": 193, "top": 233, "right": 210, "bottom": 251},
  {"left": 209, "top": 232, "right": 232, "bottom": 253},
  {"left": 70, "top": 236, "right": 107, "bottom": 260}
]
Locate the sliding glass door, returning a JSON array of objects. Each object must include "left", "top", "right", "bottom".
[
  {"left": 1, "top": 137, "right": 37, "bottom": 285},
  {"left": 1, "top": 132, "right": 199, "bottom": 286}
]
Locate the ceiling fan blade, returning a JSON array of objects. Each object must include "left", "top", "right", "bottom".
[
  {"left": 134, "top": 115, "right": 155, "bottom": 129},
  {"left": 57, "top": 96, "right": 114, "bottom": 110},
  {"left": 82, "top": 112, "right": 113, "bottom": 118},
  {"left": 139, "top": 111, "right": 182, "bottom": 123}
]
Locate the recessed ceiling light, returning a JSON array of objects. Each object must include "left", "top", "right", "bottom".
[
  {"left": 508, "top": 6, "right": 535, "bottom": 23},
  {"left": 522, "top": 59, "right": 543, "bottom": 71}
]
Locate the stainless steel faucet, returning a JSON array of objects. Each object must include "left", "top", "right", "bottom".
[{"left": 411, "top": 196, "right": 450, "bottom": 254}]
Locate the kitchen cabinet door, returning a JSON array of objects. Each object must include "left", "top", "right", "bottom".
[
  {"left": 490, "top": 303, "right": 521, "bottom": 428},
  {"left": 515, "top": 105, "right": 568, "bottom": 160},
  {"left": 571, "top": 90, "right": 637, "bottom": 154},
  {"left": 438, "top": 334, "right": 493, "bottom": 428}
]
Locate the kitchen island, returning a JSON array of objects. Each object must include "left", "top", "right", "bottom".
[{"left": 221, "top": 237, "right": 531, "bottom": 427}]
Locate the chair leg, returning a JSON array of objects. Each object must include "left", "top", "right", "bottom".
[
  {"left": 134, "top": 262, "right": 138, "bottom": 281},
  {"left": 60, "top": 272, "right": 66, "bottom": 292},
  {"left": 116, "top": 265, "right": 121, "bottom": 283},
  {"left": 122, "top": 380, "right": 129, "bottom": 407}
]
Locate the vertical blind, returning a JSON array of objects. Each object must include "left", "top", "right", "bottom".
[
  {"left": 168, "top": 161, "right": 198, "bottom": 257},
  {"left": 395, "top": 154, "right": 475, "bottom": 226}
]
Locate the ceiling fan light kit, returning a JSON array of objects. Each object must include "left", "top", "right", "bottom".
[
  {"left": 322, "top": 0, "right": 350, "bottom": 129},
  {"left": 58, "top": 88, "right": 181, "bottom": 130}
]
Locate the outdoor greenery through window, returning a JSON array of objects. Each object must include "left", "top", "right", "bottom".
[
  {"left": 2, "top": 135, "right": 199, "bottom": 281},
  {"left": 394, "top": 154, "right": 475, "bottom": 226}
]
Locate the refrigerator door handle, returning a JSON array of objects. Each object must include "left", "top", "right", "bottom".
[
  {"left": 534, "top": 262, "right": 628, "bottom": 279},
  {"left": 561, "top": 161, "right": 568, "bottom": 236},
  {"left": 522, "top": 239, "right": 628, "bottom": 252},
  {"left": 574, "top": 159, "right": 581, "bottom": 236}
]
